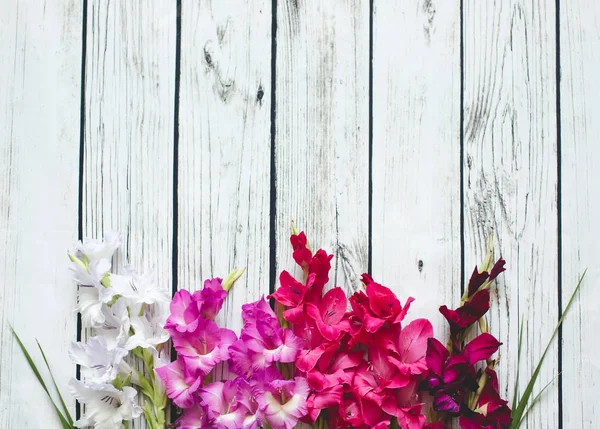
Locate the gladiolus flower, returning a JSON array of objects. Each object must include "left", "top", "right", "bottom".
[
  {"left": 155, "top": 359, "right": 202, "bottom": 409},
  {"left": 254, "top": 376, "right": 310, "bottom": 429},
  {"left": 439, "top": 289, "right": 490, "bottom": 336},
  {"left": 171, "top": 318, "right": 237, "bottom": 376}
]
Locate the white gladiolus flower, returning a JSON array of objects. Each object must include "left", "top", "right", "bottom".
[
  {"left": 106, "top": 268, "right": 170, "bottom": 306},
  {"left": 76, "top": 286, "right": 106, "bottom": 328},
  {"left": 71, "top": 258, "right": 111, "bottom": 288},
  {"left": 126, "top": 303, "right": 169, "bottom": 351},
  {"left": 69, "top": 379, "right": 142, "bottom": 429},
  {"left": 69, "top": 336, "right": 128, "bottom": 384},
  {"left": 76, "top": 231, "right": 121, "bottom": 261},
  {"left": 97, "top": 299, "right": 131, "bottom": 349}
]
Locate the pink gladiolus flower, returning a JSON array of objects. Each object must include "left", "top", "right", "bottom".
[
  {"left": 155, "top": 359, "right": 202, "bottom": 409},
  {"left": 175, "top": 405, "right": 206, "bottom": 428},
  {"left": 172, "top": 318, "right": 237, "bottom": 376},
  {"left": 291, "top": 231, "right": 312, "bottom": 270},
  {"left": 254, "top": 376, "right": 310, "bottom": 429},
  {"left": 387, "top": 318, "right": 433, "bottom": 375},
  {"left": 305, "top": 287, "right": 350, "bottom": 341}
]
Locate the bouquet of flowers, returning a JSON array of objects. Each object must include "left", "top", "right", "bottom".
[{"left": 12, "top": 225, "right": 584, "bottom": 429}]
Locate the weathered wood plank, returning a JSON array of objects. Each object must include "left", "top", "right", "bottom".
[
  {"left": 83, "top": 1, "right": 176, "bottom": 427},
  {"left": 275, "top": 1, "right": 370, "bottom": 296},
  {"left": 177, "top": 1, "right": 271, "bottom": 338},
  {"left": 371, "top": 0, "right": 461, "bottom": 337},
  {"left": 560, "top": 1, "right": 600, "bottom": 427},
  {"left": 0, "top": 1, "right": 81, "bottom": 427},
  {"left": 463, "top": 1, "right": 559, "bottom": 426}
]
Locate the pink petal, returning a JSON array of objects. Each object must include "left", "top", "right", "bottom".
[
  {"left": 175, "top": 405, "right": 205, "bottom": 428},
  {"left": 318, "top": 287, "right": 347, "bottom": 325},
  {"left": 398, "top": 318, "right": 433, "bottom": 364}
]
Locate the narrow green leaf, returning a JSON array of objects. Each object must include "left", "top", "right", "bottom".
[
  {"left": 516, "top": 372, "right": 561, "bottom": 428},
  {"left": 510, "top": 270, "right": 586, "bottom": 429},
  {"left": 10, "top": 326, "right": 73, "bottom": 429},
  {"left": 511, "top": 317, "right": 525, "bottom": 412},
  {"left": 36, "top": 339, "right": 74, "bottom": 425}
]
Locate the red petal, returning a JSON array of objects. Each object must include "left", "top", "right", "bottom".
[
  {"left": 463, "top": 333, "right": 502, "bottom": 365},
  {"left": 426, "top": 338, "right": 449, "bottom": 378}
]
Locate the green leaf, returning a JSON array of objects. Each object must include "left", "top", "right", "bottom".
[
  {"left": 516, "top": 372, "right": 561, "bottom": 428},
  {"left": 10, "top": 325, "right": 73, "bottom": 429},
  {"left": 511, "top": 317, "right": 525, "bottom": 412},
  {"left": 136, "top": 370, "right": 154, "bottom": 401},
  {"left": 36, "top": 339, "right": 74, "bottom": 425},
  {"left": 510, "top": 270, "right": 586, "bottom": 429},
  {"left": 141, "top": 403, "right": 158, "bottom": 429}
]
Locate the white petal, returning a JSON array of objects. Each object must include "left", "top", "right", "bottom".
[
  {"left": 77, "top": 231, "right": 121, "bottom": 261},
  {"left": 77, "top": 287, "right": 105, "bottom": 328}
]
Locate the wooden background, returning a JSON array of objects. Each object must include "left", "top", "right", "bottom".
[{"left": 0, "top": 0, "right": 597, "bottom": 427}]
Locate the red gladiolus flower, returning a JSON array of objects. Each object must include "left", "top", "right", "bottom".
[
  {"left": 350, "top": 274, "right": 414, "bottom": 335},
  {"left": 467, "top": 258, "right": 506, "bottom": 297},
  {"left": 439, "top": 289, "right": 490, "bottom": 336}
]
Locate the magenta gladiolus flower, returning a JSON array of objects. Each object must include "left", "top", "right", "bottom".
[
  {"left": 199, "top": 378, "right": 261, "bottom": 429},
  {"left": 238, "top": 298, "right": 304, "bottom": 365},
  {"left": 165, "top": 289, "right": 203, "bottom": 334},
  {"left": 172, "top": 317, "right": 237, "bottom": 376},
  {"left": 175, "top": 405, "right": 206, "bottom": 428},
  {"left": 196, "top": 277, "right": 227, "bottom": 320},
  {"left": 155, "top": 359, "right": 202, "bottom": 409},
  {"left": 200, "top": 380, "right": 248, "bottom": 429}
]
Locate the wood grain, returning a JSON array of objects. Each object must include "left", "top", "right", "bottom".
[
  {"left": 83, "top": 1, "right": 176, "bottom": 427},
  {"left": 560, "top": 1, "right": 600, "bottom": 427},
  {"left": 177, "top": 0, "right": 271, "bottom": 340},
  {"left": 0, "top": 1, "right": 81, "bottom": 427},
  {"left": 371, "top": 0, "right": 461, "bottom": 337},
  {"left": 463, "top": 1, "right": 559, "bottom": 426},
  {"left": 275, "top": 0, "right": 370, "bottom": 296}
]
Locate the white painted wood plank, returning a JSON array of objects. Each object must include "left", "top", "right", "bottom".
[
  {"left": 560, "top": 1, "right": 600, "bottom": 427},
  {"left": 371, "top": 1, "right": 461, "bottom": 337},
  {"left": 0, "top": 1, "right": 81, "bottom": 427},
  {"left": 83, "top": 2, "right": 176, "bottom": 427},
  {"left": 177, "top": 1, "right": 271, "bottom": 337},
  {"left": 463, "top": 1, "right": 559, "bottom": 427},
  {"left": 275, "top": 1, "right": 369, "bottom": 296}
]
